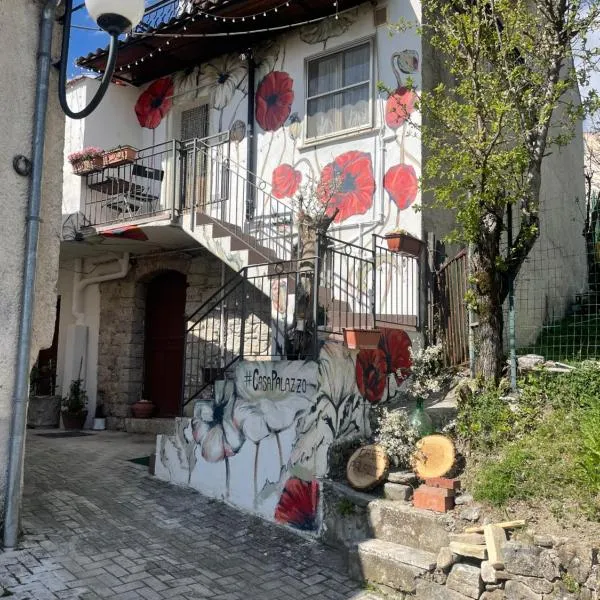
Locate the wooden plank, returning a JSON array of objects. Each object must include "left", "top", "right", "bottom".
[
  {"left": 449, "top": 541, "right": 488, "bottom": 560},
  {"left": 465, "top": 520, "right": 526, "bottom": 534},
  {"left": 484, "top": 524, "right": 507, "bottom": 570}
]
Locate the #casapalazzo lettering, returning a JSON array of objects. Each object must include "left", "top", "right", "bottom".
[{"left": 252, "top": 369, "right": 308, "bottom": 394}]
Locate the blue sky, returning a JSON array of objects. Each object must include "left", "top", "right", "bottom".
[{"left": 67, "top": 1, "right": 156, "bottom": 79}]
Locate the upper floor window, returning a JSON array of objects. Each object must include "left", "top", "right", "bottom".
[{"left": 305, "top": 41, "right": 373, "bottom": 142}]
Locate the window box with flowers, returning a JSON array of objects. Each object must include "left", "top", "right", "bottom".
[
  {"left": 384, "top": 230, "right": 424, "bottom": 257},
  {"left": 103, "top": 145, "right": 138, "bottom": 168},
  {"left": 68, "top": 147, "right": 104, "bottom": 176}
]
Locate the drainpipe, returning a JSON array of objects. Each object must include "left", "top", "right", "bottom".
[
  {"left": 4, "top": 0, "right": 57, "bottom": 550},
  {"left": 72, "top": 254, "right": 131, "bottom": 324},
  {"left": 245, "top": 52, "right": 256, "bottom": 222}
]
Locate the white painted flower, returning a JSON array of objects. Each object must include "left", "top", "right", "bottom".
[
  {"left": 233, "top": 361, "right": 317, "bottom": 443},
  {"left": 317, "top": 343, "right": 358, "bottom": 408},
  {"left": 189, "top": 380, "right": 244, "bottom": 462},
  {"left": 202, "top": 54, "right": 247, "bottom": 110}
]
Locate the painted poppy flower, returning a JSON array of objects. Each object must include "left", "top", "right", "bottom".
[
  {"left": 379, "top": 328, "right": 412, "bottom": 384},
  {"left": 135, "top": 77, "right": 174, "bottom": 129},
  {"left": 256, "top": 71, "right": 295, "bottom": 132},
  {"left": 203, "top": 54, "right": 247, "bottom": 110},
  {"left": 317, "top": 151, "right": 376, "bottom": 223},
  {"left": 275, "top": 478, "right": 319, "bottom": 530},
  {"left": 384, "top": 164, "right": 418, "bottom": 210},
  {"left": 385, "top": 87, "right": 416, "bottom": 129},
  {"left": 271, "top": 164, "right": 302, "bottom": 199},
  {"left": 355, "top": 348, "right": 388, "bottom": 404}
]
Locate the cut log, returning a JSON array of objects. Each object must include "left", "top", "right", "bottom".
[
  {"left": 347, "top": 444, "right": 389, "bottom": 491},
  {"left": 412, "top": 435, "right": 456, "bottom": 479},
  {"left": 464, "top": 520, "right": 525, "bottom": 534},
  {"left": 483, "top": 524, "right": 506, "bottom": 570}
]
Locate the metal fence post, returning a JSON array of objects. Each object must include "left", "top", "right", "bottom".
[
  {"left": 371, "top": 234, "right": 377, "bottom": 328},
  {"left": 313, "top": 254, "right": 320, "bottom": 360},
  {"left": 507, "top": 203, "right": 517, "bottom": 391},
  {"left": 240, "top": 269, "right": 247, "bottom": 361}
]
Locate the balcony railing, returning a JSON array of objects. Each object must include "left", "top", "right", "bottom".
[{"left": 135, "top": 0, "right": 188, "bottom": 32}]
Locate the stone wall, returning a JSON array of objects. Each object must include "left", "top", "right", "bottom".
[{"left": 97, "top": 250, "right": 270, "bottom": 426}]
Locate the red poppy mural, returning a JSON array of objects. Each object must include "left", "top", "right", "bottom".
[
  {"left": 379, "top": 328, "right": 412, "bottom": 384},
  {"left": 317, "top": 151, "right": 376, "bottom": 223},
  {"left": 256, "top": 71, "right": 295, "bottom": 132},
  {"left": 135, "top": 77, "right": 174, "bottom": 130},
  {"left": 275, "top": 478, "right": 319, "bottom": 530},
  {"left": 385, "top": 87, "right": 416, "bottom": 129},
  {"left": 272, "top": 164, "right": 302, "bottom": 199},
  {"left": 384, "top": 164, "right": 418, "bottom": 210},
  {"left": 355, "top": 348, "right": 388, "bottom": 404}
]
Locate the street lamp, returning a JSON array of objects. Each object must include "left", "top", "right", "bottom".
[{"left": 58, "top": 0, "right": 145, "bottom": 119}]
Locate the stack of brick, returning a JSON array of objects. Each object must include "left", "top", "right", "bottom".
[{"left": 413, "top": 477, "right": 460, "bottom": 512}]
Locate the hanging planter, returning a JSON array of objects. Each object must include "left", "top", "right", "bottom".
[
  {"left": 384, "top": 230, "right": 424, "bottom": 257},
  {"left": 103, "top": 145, "right": 138, "bottom": 168},
  {"left": 68, "top": 147, "right": 104, "bottom": 176},
  {"left": 343, "top": 328, "right": 382, "bottom": 350}
]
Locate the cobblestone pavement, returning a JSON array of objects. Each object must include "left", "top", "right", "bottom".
[{"left": 0, "top": 431, "right": 380, "bottom": 600}]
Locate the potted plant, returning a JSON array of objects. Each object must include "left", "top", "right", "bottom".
[
  {"left": 343, "top": 328, "right": 382, "bottom": 350},
  {"left": 103, "top": 145, "right": 138, "bottom": 168},
  {"left": 131, "top": 397, "right": 155, "bottom": 419},
  {"left": 68, "top": 147, "right": 104, "bottom": 175},
  {"left": 384, "top": 229, "right": 424, "bottom": 257},
  {"left": 61, "top": 377, "right": 88, "bottom": 430}
]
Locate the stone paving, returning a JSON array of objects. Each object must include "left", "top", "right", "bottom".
[{"left": 0, "top": 431, "right": 381, "bottom": 600}]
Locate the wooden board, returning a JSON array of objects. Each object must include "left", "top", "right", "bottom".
[
  {"left": 412, "top": 435, "right": 456, "bottom": 479},
  {"left": 465, "top": 520, "right": 525, "bottom": 534},
  {"left": 484, "top": 524, "right": 507, "bottom": 570},
  {"left": 347, "top": 445, "right": 389, "bottom": 491}
]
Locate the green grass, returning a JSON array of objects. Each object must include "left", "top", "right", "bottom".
[
  {"left": 519, "top": 313, "right": 600, "bottom": 362},
  {"left": 458, "top": 364, "right": 600, "bottom": 519}
]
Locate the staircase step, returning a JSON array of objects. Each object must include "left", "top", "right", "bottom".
[
  {"left": 349, "top": 539, "right": 436, "bottom": 593},
  {"left": 368, "top": 500, "right": 451, "bottom": 554}
]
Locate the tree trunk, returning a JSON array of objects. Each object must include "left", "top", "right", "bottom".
[{"left": 471, "top": 242, "right": 504, "bottom": 381}]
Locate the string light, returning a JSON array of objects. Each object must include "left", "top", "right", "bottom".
[{"left": 83, "top": 2, "right": 351, "bottom": 75}]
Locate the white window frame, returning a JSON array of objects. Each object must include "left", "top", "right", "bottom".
[{"left": 304, "top": 37, "right": 375, "bottom": 144}]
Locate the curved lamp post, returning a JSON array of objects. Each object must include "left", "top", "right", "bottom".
[{"left": 59, "top": 0, "right": 145, "bottom": 119}]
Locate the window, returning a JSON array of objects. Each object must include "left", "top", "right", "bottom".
[{"left": 306, "top": 41, "right": 372, "bottom": 141}]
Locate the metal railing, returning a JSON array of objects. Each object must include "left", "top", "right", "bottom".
[
  {"left": 189, "top": 137, "right": 298, "bottom": 262},
  {"left": 83, "top": 141, "right": 184, "bottom": 227},
  {"left": 183, "top": 259, "right": 314, "bottom": 409},
  {"left": 135, "top": 0, "right": 187, "bottom": 31}
]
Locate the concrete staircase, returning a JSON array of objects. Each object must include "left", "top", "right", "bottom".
[{"left": 324, "top": 479, "right": 453, "bottom": 599}]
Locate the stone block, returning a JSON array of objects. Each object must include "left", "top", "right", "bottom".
[
  {"left": 481, "top": 561, "right": 511, "bottom": 584},
  {"left": 509, "top": 574, "right": 552, "bottom": 594},
  {"left": 383, "top": 482, "right": 413, "bottom": 502},
  {"left": 437, "top": 546, "right": 458, "bottom": 571},
  {"left": 504, "top": 580, "right": 542, "bottom": 600},
  {"left": 449, "top": 541, "right": 488, "bottom": 560},
  {"left": 556, "top": 542, "right": 593, "bottom": 584},
  {"left": 504, "top": 542, "right": 543, "bottom": 577},
  {"left": 388, "top": 470, "right": 418, "bottom": 485},
  {"left": 481, "top": 591, "right": 506, "bottom": 600},
  {"left": 446, "top": 563, "right": 483, "bottom": 599},
  {"left": 415, "top": 581, "right": 473, "bottom": 600}
]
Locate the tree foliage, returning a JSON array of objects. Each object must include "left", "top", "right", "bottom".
[{"left": 418, "top": 0, "right": 600, "bottom": 378}]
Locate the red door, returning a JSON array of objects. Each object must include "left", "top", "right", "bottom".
[{"left": 144, "top": 271, "right": 187, "bottom": 417}]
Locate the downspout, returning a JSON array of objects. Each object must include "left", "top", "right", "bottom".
[
  {"left": 245, "top": 52, "right": 256, "bottom": 222},
  {"left": 72, "top": 254, "right": 131, "bottom": 325},
  {"left": 4, "top": 0, "right": 57, "bottom": 550}
]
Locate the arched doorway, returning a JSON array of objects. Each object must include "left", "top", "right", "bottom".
[{"left": 144, "top": 271, "right": 187, "bottom": 417}]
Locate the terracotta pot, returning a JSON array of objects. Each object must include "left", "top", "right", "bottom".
[
  {"left": 72, "top": 156, "right": 104, "bottom": 175},
  {"left": 103, "top": 146, "right": 138, "bottom": 168},
  {"left": 62, "top": 411, "right": 88, "bottom": 430},
  {"left": 131, "top": 400, "right": 154, "bottom": 419},
  {"left": 343, "top": 328, "right": 382, "bottom": 350},
  {"left": 385, "top": 233, "right": 424, "bottom": 257}
]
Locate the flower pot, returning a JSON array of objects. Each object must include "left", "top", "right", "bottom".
[
  {"left": 72, "top": 156, "right": 104, "bottom": 175},
  {"left": 103, "top": 146, "right": 138, "bottom": 168},
  {"left": 131, "top": 400, "right": 154, "bottom": 419},
  {"left": 343, "top": 328, "right": 382, "bottom": 350},
  {"left": 92, "top": 417, "right": 106, "bottom": 431},
  {"left": 385, "top": 233, "right": 424, "bottom": 257},
  {"left": 62, "top": 411, "right": 88, "bottom": 430},
  {"left": 27, "top": 395, "right": 61, "bottom": 429}
]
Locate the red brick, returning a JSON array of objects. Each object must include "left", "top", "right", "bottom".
[
  {"left": 413, "top": 485, "right": 455, "bottom": 512},
  {"left": 424, "top": 477, "right": 461, "bottom": 491}
]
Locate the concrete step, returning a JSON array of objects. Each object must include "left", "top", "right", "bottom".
[
  {"left": 368, "top": 500, "right": 451, "bottom": 554},
  {"left": 349, "top": 539, "right": 436, "bottom": 593}
]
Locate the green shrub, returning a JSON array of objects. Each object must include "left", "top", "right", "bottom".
[{"left": 578, "top": 404, "right": 600, "bottom": 495}]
